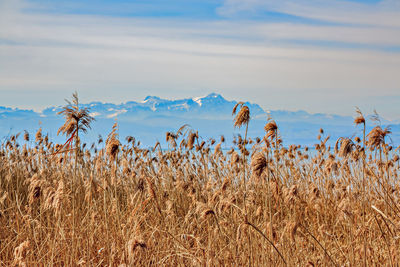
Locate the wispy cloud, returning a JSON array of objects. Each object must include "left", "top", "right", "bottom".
[{"left": 218, "top": 0, "right": 400, "bottom": 27}]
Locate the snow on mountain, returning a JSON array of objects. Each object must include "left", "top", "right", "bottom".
[{"left": 40, "top": 93, "right": 265, "bottom": 120}]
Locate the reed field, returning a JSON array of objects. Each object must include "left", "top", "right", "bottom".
[{"left": 1, "top": 94, "right": 400, "bottom": 266}]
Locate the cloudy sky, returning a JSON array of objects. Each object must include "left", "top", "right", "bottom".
[{"left": 1, "top": 0, "right": 399, "bottom": 119}]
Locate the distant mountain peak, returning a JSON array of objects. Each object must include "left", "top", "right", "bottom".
[
  {"left": 191, "top": 93, "right": 222, "bottom": 106},
  {"left": 143, "top": 95, "right": 162, "bottom": 102},
  {"left": 205, "top": 93, "right": 222, "bottom": 98}
]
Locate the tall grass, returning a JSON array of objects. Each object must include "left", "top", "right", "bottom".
[{"left": 0, "top": 98, "right": 399, "bottom": 266}]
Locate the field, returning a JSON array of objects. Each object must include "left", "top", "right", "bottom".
[{"left": 1, "top": 95, "right": 399, "bottom": 266}]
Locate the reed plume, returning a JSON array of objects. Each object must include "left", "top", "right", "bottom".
[
  {"left": 232, "top": 102, "right": 250, "bottom": 129},
  {"left": 57, "top": 92, "right": 95, "bottom": 175},
  {"left": 251, "top": 151, "right": 267, "bottom": 178},
  {"left": 264, "top": 119, "right": 278, "bottom": 140},
  {"left": 367, "top": 126, "right": 391, "bottom": 150},
  {"left": 57, "top": 91, "right": 95, "bottom": 138},
  {"left": 106, "top": 122, "right": 120, "bottom": 161},
  {"left": 335, "top": 137, "right": 355, "bottom": 158},
  {"left": 354, "top": 107, "right": 366, "bottom": 125}
]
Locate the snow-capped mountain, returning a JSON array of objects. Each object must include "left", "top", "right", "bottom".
[
  {"left": 41, "top": 93, "right": 265, "bottom": 120},
  {"left": 0, "top": 93, "right": 399, "bottom": 147}
]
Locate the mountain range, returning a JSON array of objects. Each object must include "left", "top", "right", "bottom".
[{"left": 1, "top": 93, "right": 399, "bottom": 147}]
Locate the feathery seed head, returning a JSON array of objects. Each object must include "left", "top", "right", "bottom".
[{"left": 232, "top": 102, "right": 250, "bottom": 128}]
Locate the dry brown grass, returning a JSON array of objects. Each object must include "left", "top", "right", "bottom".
[{"left": 0, "top": 103, "right": 399, "bottom": 266}]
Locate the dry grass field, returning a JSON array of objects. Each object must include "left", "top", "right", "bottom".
[{"left": 1, "top": 94, "right": 399, "bottom": 266}]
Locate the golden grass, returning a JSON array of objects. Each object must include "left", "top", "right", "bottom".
[{"left": 0, "top": 103, "right": 399, "bottom": 266}]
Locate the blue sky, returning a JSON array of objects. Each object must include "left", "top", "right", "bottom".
[
  {"left": 24, "top": 0, "right": 381, "bottom": 19},
  {"left": 0, "top": 0, "right": 400, "bottom": 120},
  {"left": 25, "top": 0, "right": 222, "bottom": 18}
]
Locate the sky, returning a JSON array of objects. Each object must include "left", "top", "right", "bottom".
[{"left": 0, "top": 0, "right": 400, "bottom": 120}]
